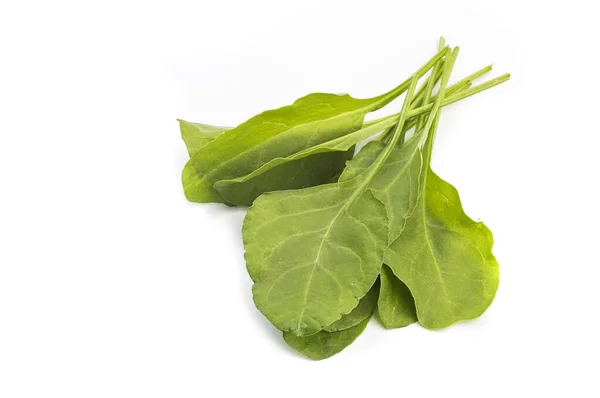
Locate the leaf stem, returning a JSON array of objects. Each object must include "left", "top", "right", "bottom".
[
  {"left": 370, "top": 47, "right": 450, "bottom": 108},
  {"left": 422, "top": 47, "right": 459, "bottom": 166},
  {"left": 414, "top": 38, "right": 447, "bottom": 140},
  {"left": 365, "top": 72, "right": 510, "bottom": 128},
  {"left": 433, "top": 73, "right": 510, "bottom": 107},
  {"left": 378, "top": 78, "right": 472, "bottom": 144}
]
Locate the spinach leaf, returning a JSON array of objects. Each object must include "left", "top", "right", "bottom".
[
  {"left": 323, "top": 279, "right": 379, "bottom": 332},
  {"left": 214, "top": 118, "right": 394, "bottom": 205},
  {"left": 339, "top": 134, "right": 424, "bottom": 244},
  {"left": 378, "top": 265, "right": 417, "bottom": 328},
  {"left": 179, "top": 120, "right": 354, "bottom": 205},
  {"left": 338, "top": 46, "right": 495, "bottom": 330},
  {"left": 243, "top": 71, "right": 426, "bottom": 336},
  {"left": 336, "top": 135, "right": 424, "bottom": 330},
  {"left": 216, "top": 150, "right": 354, "bottom": 206},
  {"left": 335, "top": 47, "right": 500, "bottom": 329},
  {"left": 182, "top": 49, "right": 448, "bottom": 204},
  {"left": 180, "top": 63, "right": 494, "bottom": 206},
  {"left": 383, "top": 51, "right": 500, "bottom": 329},
  {"left": 243, "top": 162, "right": 389, "bottom": 336},
  {"left": 178, "top": 119, "right": 230, "bottom": 156},
  {"left": 384, "top": 167, "right": 499, "bottom": 329},
  {"left": 283, "top": 279, "right": 378, "bottom": 360},
  {"left": 283, "top": 313, "right": 372, "bottom": 361},
  {"left": 177, "top": 39, "right": 510, "bottom": 360},
  {"left": 213, "top": 71, "right": 483, "bottom": 206}
]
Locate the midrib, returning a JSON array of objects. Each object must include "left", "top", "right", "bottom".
[
  {"left": 294, "top": 115, "right": 404, "bottom": 332},
  {"left": 200, "top": 104, "right": 370, "bottom": 185},
  {"left": 419, "top": 171, "right": 451, "bottom": 306}
]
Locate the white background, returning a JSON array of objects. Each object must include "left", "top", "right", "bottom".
[{"left": 1, "top": 1, "right": 598, "bottom": 397}]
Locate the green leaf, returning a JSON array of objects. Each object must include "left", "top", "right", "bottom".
[
  {"left": 182, "top": 63, "right": 498, "bottom": 206},
  {"left": 334, "top": 133, "right": 422, "bottom": 330},
  {"left": 382, "top": 48, "right": 500, "bottom": 329},
  {"left": 283, "top": 313, "right": 372, "bottom": 361},
  {"left": 182, "top": 49, "right": 448, "bottom": 204},
  {"left": 339, "top": 133, "right": 424, "bottom": 244},
  {"left": 378, "top": 265, "right": 417, "bottom": 329},
  {"left": 282, "top": 278, "right": 378, "bottom": 360},
  {"left": 243, "top": 74, "right": 423, "bottom": 336},
  {"left": 214, "top": 117, "right": 398, "bottom": 205},
  {"left": 323, "top": 279, "right": 379, "bottom": 332},
  {"left": 384, "top": 168, "right": 499, "bottom": 329},
  {"left": 212, "top": 72, "right": 452, "bottom": 206},
  {"left": 178, "top": 119, "right": 230, "bottom": 156},
  {"left": 215, "top": 150, "right": 354, "bottom": 206},
  {"left": 244, "top": 178, "right": 388, "bottom": 336}
]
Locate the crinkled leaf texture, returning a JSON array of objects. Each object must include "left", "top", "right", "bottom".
[
  {"left": 378, "top": 265, "right": 417, "bottom": 328},
  {"left": 384, "top": 167, "right": 499, "bottom": 328},
  {"left": 183, "top": 85, "right": 408, "bottom": 204}
]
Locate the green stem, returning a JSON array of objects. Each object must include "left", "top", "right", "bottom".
[
  {"left": 366, "top": 45, "right": 455, "bottom": 179},
  {"left": 459, "top": 64, "right": 493, "bottom": 84},
  {"left": 413, "top": 61, "right": 445, "bottom": 106},
  {"left": 365, "top": 64, "right": 494, "bottom": 128},
  {"left": 366, "top": 72, "right": 510, "bottom": 129},
  {"left": 378, "top": 78, "right": 472, "bottom": 144},
  {"left": 434, "top": 73, "right": 510, "bottom": 106},
  {"left": 369, "top": 47, "right": 449, "bottom": 109},
  {"left": 422, "top": 47, "right": 459, "bottom": 166},
  {"left": 414, "top": 37, "right": 447, "bottom": 140},
  {"left": 380, "top": 62, "right": 445, "bottom": 144}
]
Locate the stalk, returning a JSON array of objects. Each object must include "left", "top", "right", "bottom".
[
  {"left": 365, "top": 72, "right": 510, "bottom": 129},
  {"left": 422, "top": 47, "right": 459, "bottom": 166},
  {"left": 379, "top": 77, "right": 472, "bottom": 144},
  {"left": 415, "top": 37, "right": 447, "bottom": 140},
  {"left": 368, "top": 47, "right": 450, "bottom": 109}
]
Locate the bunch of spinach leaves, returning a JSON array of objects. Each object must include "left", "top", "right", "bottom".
[{"left": 180, "top": 39, "right": 509, "bottom": 360}]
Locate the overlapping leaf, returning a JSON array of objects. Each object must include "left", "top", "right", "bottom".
[
  {"left": 214, "top": 118, "right": 396, "bottom": 205},
  {"left": 178, "top": 41, "right": 509, "bottom": 360},
  {"left": 180, "top": 66, "right": 490, "bottom": 206},
  {"left": 283, "top": 313, "right": 372, "bottom": 361},
  {"left": 179, "top": 119, "right": 230, "bottom": 156},
  {"left": 384, "top": 167, "right": 499, "bottom": 328},
  {"left": 381, "top": 49, "right": 500, "bottom": 329},
  {"left": 323, "top": 279, "right": 379, "bottom": 332},
  {"left": 244, "top": 171, "right": 389, "bottom": 336},
  {"left": 243, "top": 75, "right": 423, "bottom": 336},
  {"left": 378, "top": 265, "right": 417, "bottom": 328},
  {"left": 282, "top": 279, "right": 379, "bottom": 360},
  {"left": 182, "top": 50, "right": 447, "bottom": 204}
]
